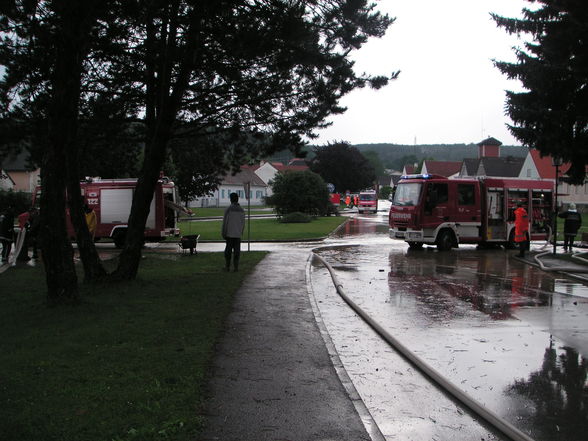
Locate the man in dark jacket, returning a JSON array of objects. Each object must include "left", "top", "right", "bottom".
[
  {"left": 221, "top": 192, "right": 245, "bottom": 271},
  {"left": 558, "top": 203, "right": 582, "bottom": 253}
]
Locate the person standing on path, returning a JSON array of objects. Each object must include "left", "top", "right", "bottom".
[
  {"left": 222, "top": 192, "right": 245, "bottom": 272},
  {"left": 514, "top": 201, "right": 529, "bottom": 258},
  {"left": 558, "top": 202, "right": 582, "bottom": 252}
]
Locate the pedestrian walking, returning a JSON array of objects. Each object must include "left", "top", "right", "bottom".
[
  {"left": 0, "top": 206, "right": 15, "bottom": 263},
  {"left": 222, "top": 192, "right": 245, "bottom": 272},
  {"left": 558, "top": 203, "right": 582, "bottom": 252},
  {"left": 514, "top": 202, "right": 529, "bottom": 258}
]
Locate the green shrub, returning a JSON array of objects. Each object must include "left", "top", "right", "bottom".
[
  {"left": 266, "top": 170, "right": 331, "bottom": 216},
  {"left": 279, "top": 211, "right": 311, "bottom": 223}
]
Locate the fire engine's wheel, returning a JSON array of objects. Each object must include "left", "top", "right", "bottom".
[
  {"left": 113, "top": 230, "right": 126, "bottom": 249},
  {"left": 408, "top": 241, "right": 423, "bottom": 250},
  {"left": 436, "top": 230, "right": 454, "bottom": 251}
]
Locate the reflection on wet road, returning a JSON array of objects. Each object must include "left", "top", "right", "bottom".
[{"left": 312, "top": 211, "right": 588, "bottom": 441}]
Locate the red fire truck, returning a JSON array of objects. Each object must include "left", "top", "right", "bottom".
[
  {"left": 34, "top": 177, "right": 182, "bottom": 248},
  {"left": 357, "top": 189, "right": 378, "bottom": 214},
  {"left": 389, "top": 174, "right": 554, "bottom": 250}
]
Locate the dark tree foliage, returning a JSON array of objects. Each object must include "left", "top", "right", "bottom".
[
  {"left": 266, "top": 170, "right": 331, "bottom": 216},
  {"left": 493, "top": 0, "right": 588, "bottom": 184},
  {"left": 1, "top": 0, "right": 397, "bottom": 286},
  {"left": 363, "top": 150, "right": 386, "bottom": 176},
  {"left": 309, "top": 141, "right": 376, "bottom": 193}
]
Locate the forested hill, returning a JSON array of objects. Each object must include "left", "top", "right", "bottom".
[
  {"left": 270, "top": 143, "right": 528, "bottom": 170},
  {"left": 353, "top": 143, "right": 528, "bottom": 171}
]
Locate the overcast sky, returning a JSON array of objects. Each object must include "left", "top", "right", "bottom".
[{"left": 313, "top": 0, "right": 532, "bottom": 147}]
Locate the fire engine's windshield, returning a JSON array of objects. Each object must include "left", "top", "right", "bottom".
[
  {"left": 359, "top": 193, "right": 376, "bottom": 201},
  {"left": 393, "top": 182, "right": 422, "bottom": 206}
]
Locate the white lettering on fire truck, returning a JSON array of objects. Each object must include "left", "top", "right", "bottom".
[{"left": 391, "top": 212, "right": 411, "bottom": 219}]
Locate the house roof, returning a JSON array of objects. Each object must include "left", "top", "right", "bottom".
[
  {"left": 461, "top": 158, "right": 479, "bottom": 176},
  {"left": 529, "top": 149, "right": 571, "bottom": 179},
  {"left": 403, "top": 164, "right": 415, "bottom": 174},
  {"left": 273, "top": 163, "right": 309, "bottom": 172},
  {"left": 479, "top": 156, "right": 525, "bottom": 177},
  {"left": 1, "top": 150, "right": 33, "bottom": 171},
  {"left": 422, "top": 160, "right": 462, "bottom": 177},
  {"left": 477, "top": 136, "right": 502, "bottom": 147},
  {"left": 223, "top": 168, "right": 267, "bottom": 186},
  {"left": 287, "top": 158, "right": 307, "bottom": 166},
  {"left": 377, "top": 175, "right": 393, "bottom": 187}
]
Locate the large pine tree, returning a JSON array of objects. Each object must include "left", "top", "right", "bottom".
[{"left": 492, "top": 0, "right": 588, "bottom": 184}]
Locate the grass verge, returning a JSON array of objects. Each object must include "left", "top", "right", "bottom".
[
  {"left": 182, "top": 206, "right": 272, "bottom": 218},
  {"left": 0, "top": 251, "right": 267, "bottom": 441},
  {"left": 178, "top": 216, "right": 348, "bottom": 241}
]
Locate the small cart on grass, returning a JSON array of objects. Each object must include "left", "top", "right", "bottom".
[{"left": 179, "top": 234, "right": 200, "bottom": 255}]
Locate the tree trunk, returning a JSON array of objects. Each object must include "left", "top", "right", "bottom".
[
  {"left": 66, "top": 178, "right": 107, "bottom": 282},
  {"left": 111, "top": 129, "right": 171, "bottom": 280},
  {"left": 41, "top": 1, "right": 98, "bottom": 304}
]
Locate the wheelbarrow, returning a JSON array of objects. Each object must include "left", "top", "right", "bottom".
[{"left": 179, "top": 234, "right": 200, "bottom": 255}]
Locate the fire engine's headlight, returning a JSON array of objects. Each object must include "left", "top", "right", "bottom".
[{"left": 408, "top": 232, "right": 422, "bottom": 239}]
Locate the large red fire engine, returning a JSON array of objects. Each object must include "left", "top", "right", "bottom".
[
  {"left": 389, "top": 174, "right": 554, "bottom": 250},
  {"left": 34, "top": 177, "right": 182, "bottom": 248}
]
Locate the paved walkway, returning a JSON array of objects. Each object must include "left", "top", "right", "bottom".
[{"left": 199, "top": 248, "right": 372, "bottom": 441}]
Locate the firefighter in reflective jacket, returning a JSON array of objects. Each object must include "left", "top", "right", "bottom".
[{"left": 514, "top": 202, "right": 529, "bottom": 257}]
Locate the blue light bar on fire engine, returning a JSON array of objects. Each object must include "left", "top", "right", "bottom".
[{"left": 400, "top": 174, "right": 432, "bottom": 180}]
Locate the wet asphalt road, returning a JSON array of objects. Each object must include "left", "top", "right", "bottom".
[{"left": 311, "top": 206, "right": 588, "bottom": 441}]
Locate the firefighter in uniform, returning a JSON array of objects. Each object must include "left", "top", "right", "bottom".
[{"left": 514, "top": 202, "right": 529, "bottom": 257}]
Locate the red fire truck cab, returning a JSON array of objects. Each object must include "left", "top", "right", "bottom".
[
  {"left": 358, "top": 189, "right": 378, "bottom": 214},
  {"left": 34, "top": 177, "right": 181, "bottom": 248},
  {"left": 389, "top": 174, "right": 554, "bottom": 250}
]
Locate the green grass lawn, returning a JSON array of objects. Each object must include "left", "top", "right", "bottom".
[
  {"left": 182, "top": 206, "right": 272, "bottom": 218},
  {"left": 0, "top": 251, "right": 267, "bottom": 441},
  {"left": 178, "top": 216, "right": 348, "bottom": 241}
]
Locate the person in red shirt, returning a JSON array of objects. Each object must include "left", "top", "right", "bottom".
[{"left": 514, "top": 202, "right": 529, "bottom": 257}]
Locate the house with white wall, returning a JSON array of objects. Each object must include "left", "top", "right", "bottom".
[
  {"left": 188, "top": 168, "right": 268, "bottom": 208},
  {"left": 252, "top": 159, "right": 309, "bottom": 196},
  {"left": 1, "top": 151, "right": 40, "bottom": 193}
]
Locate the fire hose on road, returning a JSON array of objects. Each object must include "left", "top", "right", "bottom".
[{"left": 312, "top": 250, "right": 535, "bottom": 441}]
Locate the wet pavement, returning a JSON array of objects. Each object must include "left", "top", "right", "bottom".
[{"left": 311, "top": 209, "right": 588, "bottom": 441}]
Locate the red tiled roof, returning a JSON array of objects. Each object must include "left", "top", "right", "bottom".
[
  {"left": 273, "top": 163, "right": 309, "bottom": 172},
  {"left": 423, "top": 160, "right": 462, "bottom": 177},
  {"left": 529, "top": 149, "right": 571, "bottom": 179}
]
